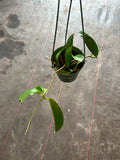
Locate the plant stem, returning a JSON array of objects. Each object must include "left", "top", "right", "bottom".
[
  {"left": 25, "top": 64, "right": 65, "bottom": 135},
  {"left": 25, "top": 97, "right": 43, "bottom": 135},
  {"left": 45, "top": 64, "right": 65, "bottom": 93},
  {"left": 99, "top": 48, "right": 103, "bottom": 52},
  {"left": 85, "top": 55, "right": 96, "bottom": 58},
  {"left": 85, "top": 48, "right": 103, "bottom": 59}
]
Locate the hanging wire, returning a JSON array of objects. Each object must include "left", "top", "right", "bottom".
[
  {"left": 65, "top": 0, "right": 73, "bottom": 45},
  {"left": 79, "top": 0, "right": 86, "bottom": 58},
  {"left": 53, "top": 0, "right": 85, "bottom": 58},
  {"left": 52, "top": 0, "right": 61, "bottom": 54}
]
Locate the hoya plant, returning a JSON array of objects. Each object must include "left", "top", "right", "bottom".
[
  {"left": 19, "top": 31, "right": 99, "bottom": 134},
  {"left": 51, "top": 31, "right": 99, "bottom": 82}
]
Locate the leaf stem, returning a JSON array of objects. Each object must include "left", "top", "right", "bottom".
[
  {"left": 85, "top": 48, "right": 103, "bottom": 59},
  {"left": 99, "top": 48, "right": 103, "bottom": 52},
  {"left": 85, "top": 55, "right": 96, "bottom": 58},
  {"left": 25, "top": 64, "right": 65, "bottom": 135}
]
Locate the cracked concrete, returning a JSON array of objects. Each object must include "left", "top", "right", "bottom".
[{"left": 0, "top": 0, "right": 120, "bottom": 160}]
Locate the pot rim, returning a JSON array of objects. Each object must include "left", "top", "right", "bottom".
[{"left": 51, "top": 46, "right": 85, "bottom": 75}]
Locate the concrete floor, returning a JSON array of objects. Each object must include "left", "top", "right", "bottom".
[{"left": 0, "top": 0, "right": 120, "bottom": 159}]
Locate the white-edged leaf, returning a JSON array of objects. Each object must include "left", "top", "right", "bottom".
[{"left": 72, "top": 54, "right": 84, "bottom": 62}]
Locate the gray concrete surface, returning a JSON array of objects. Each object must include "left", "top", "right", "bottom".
[{"left": 0, "top": 0, "right": 120, "bottom": 159}]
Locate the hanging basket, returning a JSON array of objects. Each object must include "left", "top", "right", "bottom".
[
  {"left": 52, "top": 46, "right": 85, "bottom": 83},
  {"left": 51, "top": 0, "right": 86, "bottom": 83}
]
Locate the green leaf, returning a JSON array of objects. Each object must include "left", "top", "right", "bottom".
[
  {"left": 35, "top": 86, "right": 47, "bottom": 94},
  {"left": 65, "top": 34, "right": 74, "bottom": 67},
  {"left": 55, "top": 47, "right": 65, "bottom": 66},
  {"left": 73, "top": 61, "right": 80, "bottom": 71},
  {"left": 51, "top": 46, "right": 64, "bottom": 66},
  {"left": 72, "top": 54, "right": 84, "bottom": 62},
  {"left": 48, "top": 98, "right": 64, "bottom": 133},
  {"left": 58, "top": 69, "right": 71, "bottom": 75},
  {"left": 55, "top": 66, "right": 72, "bottom": 75},
  {"left": 19, "top": 88, "right": 39, "bottom": 104},
  {"left": 80, "top": 31, "right": 99, "bottom": 58},
  {"left": 19, "top": 86, "right": 47, "bottom": 103}
]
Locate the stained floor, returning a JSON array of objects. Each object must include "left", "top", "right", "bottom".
[{"left": 0, "top": 0, "right": 120, "bottom": 160}]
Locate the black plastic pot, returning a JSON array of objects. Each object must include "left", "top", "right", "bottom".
[
  {"left": 56, "top": 61, "right": 85, "bottom": 82},
  {"left": 51, "top": 46, "right": 85, "bottom": 83},
  {"left": 57, "top": 70, "right": 79, "bottom": 82}
]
